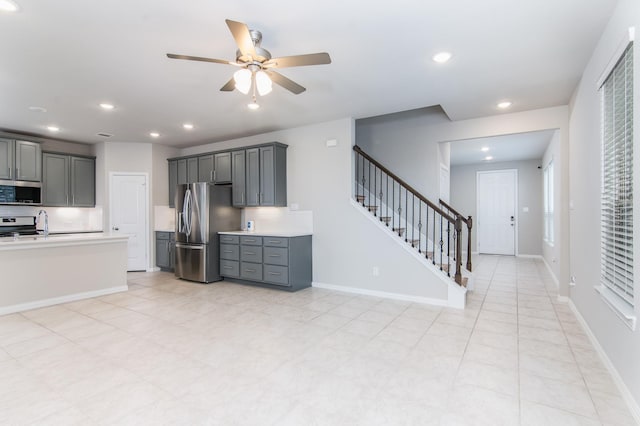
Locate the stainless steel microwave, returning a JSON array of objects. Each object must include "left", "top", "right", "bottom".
[{"left": 0, "top": 182, "right": 42, "bottom": 205}]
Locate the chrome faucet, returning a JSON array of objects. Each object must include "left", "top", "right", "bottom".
[{"left": 37, "top": 209, "right": 49, "bottom": 237}]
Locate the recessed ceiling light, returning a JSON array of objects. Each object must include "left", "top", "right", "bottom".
[
  {"left": 47, "top": 126, "right": 59, "bottom": 132},
  {"left": 481, "top": 147, "right": 489, "bottom": 152},
  {"left": 497, "top": 101, "right": 512, "bottom": 109},
  {"left": 247, "top": 101, "right": 260, "bottom": 110},
  {"left": 183, "top": 123, "right": 194, "bottom": 130},
  {"left": 432, "top": 52, "right": 452, "bottom": 63},
  {"left": 485, "top": 156, "right": 493, "bottom": 161},
  {"left": 0, "top": 0, "right": 19, "bottom": 12},
  {"left": 99, "top": 103, "right": 115, "bottom": 110},
  {"left": 28, "top": 106, "right": 47, "bottom": 113},
  {"left": 149, "top": 132, "right": 160, "bottom": 138}
]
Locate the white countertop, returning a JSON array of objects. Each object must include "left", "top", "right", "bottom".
[
  {"left": 219, "top": 231, "right": 312, "bottom": 237},
  {"left": 0, "top": 232, "right": 129, "bottom": 251},
  {"left": 155, "top": 229, "right": 174, "bottom": 233}
]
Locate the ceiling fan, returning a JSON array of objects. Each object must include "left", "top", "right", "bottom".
[{"left": 167, "top": 19, "right": 331, "bottom": 107}]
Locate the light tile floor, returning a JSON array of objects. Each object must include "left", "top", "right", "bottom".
[{"left": 0, "top": 255, "right": 637, "bottom": 425}]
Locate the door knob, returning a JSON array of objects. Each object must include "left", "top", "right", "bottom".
[{"left": 113, "top": 226, "right": 119, "bottom": 231}]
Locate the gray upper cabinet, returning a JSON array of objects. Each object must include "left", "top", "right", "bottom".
[
  {"left": 246, "top": 148, "right": 260, "bottom": 206},
  {"left": 187, "top": 157, "right": 198, "bottom": 183},
  {"left": 198, "top": 154, "right": 214, "bottom": 182},
  {"left": 231, "top": 143, "right": 287, "bottom": 208},
  {"left": 70, "top": 156, "right": 95, "bottom": 207},
  {"left": 232, "top": 150, "right": 246, "bottom": 207},
  {"left": 177, "top": 159, "right": 187, "bottom": 185},
  {"left": 42, "top": 153, "right": 69, "bottom": 206},
  {"left": 168, "top": 160, "right": 177, "bottom": 208},
  {"left": 0, "top": 138, "right": 41, "bottom": 182},
  {"left": 42, "top": 152, "right": 95, "bottom": 207},
  {"left": 198, "top": 152, "right": 231, "bottom": 183},
  {"left": 214, "top": 152, "right": 232, "bottom": 183},
  {"left": 0, "top": 138, "right": 13, "bottom": 180}
]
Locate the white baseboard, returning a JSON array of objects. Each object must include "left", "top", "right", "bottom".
[
  {"left": 540, "top": 256, "right": 560, "bottom": 287},
  {"left": 568, "top": 300, "right": 640, "bottom": 424},
  {"left": 516, "top": 254, "right": 543, "bottom": 259},
  {"left": 0, "top": 286, "right": 129, "bottom": 316},
  {"left": 147, "top": 267, "right": 161, "bottom": 272},
  {"left": 312, "top": 281, "right": 449, "bottom": 307}
]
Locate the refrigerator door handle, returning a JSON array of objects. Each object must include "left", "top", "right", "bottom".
[
  {"left": 183, "top": 188, "right": 192, "bottom": 237},
  {"left": 175, "top": 243, "right": 204, "bottom": 250}
]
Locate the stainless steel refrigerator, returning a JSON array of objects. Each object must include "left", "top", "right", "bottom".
[{"left": 175, "top": 183, "right": 240, "bottom": 283}]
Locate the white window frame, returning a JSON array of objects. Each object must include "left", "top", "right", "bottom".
[
  {"left": 596, "top": 28, "right": 636, "bottom": 330},
  {"left": 543, "top": 160, "right": 554, "bottom": 245}
]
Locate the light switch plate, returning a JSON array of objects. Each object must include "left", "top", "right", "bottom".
[{"left": 326, "top": 139, "right": 337, "bottom": 147}]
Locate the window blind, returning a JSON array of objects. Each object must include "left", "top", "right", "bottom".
[{"left": 600, "top": 42, "right": 634, "bottom": 307}]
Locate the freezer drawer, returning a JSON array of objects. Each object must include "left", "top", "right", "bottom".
[{"left": 175, "top": 243, "right": 211, "bottom": 283}]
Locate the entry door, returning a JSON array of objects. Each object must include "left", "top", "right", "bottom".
[
  {"left": 110, "top": 174, "right": 148, "bottom": 271},
  {"left": 477, "top": 170, "right": 517, "bottom": 255}
]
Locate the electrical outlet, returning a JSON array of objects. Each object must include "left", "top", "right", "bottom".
[
  {"left": 373, "top": 266, "right": 380, "bottom": 276},
  {"left": 570, "top": 276, "right": 576, "bottom": 286}
]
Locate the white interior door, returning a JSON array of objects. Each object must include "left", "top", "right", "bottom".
[
  {"left": 477, "top": 170, "right": 517, "bottom": 255},
  {"left": 110, "top": 173, "right": 148, "bottom": 271}
]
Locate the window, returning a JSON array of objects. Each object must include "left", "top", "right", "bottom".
[
  {"left": 543, "top": 160, "right": 554, "bottom": 245},
  {"left": 600, "top": 41, "right": 634, "bottom": 313}
]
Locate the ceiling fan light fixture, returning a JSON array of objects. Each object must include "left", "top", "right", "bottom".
[
  {"left": 247, "top": 100, "right": 260, "bottom": 110},
  {"left": 0, "top": 0, "right": 19, "bottom": 12},
  {"left": 233, "top": 69, "right": 252, "bottom": 94},
  {"left": 432, "top": 51, "right": 452, "bottom": 63},
  {"left": 255, "top": 70, "right": 272, "bottom": 96}
]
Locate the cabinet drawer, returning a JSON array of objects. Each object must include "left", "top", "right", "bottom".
[
  {"left": 240, "top": 263, "right": 263, "bottom": 281},
  {"left": 220, "top": 244, "right": 239, "bottom": 260},
  {"left": 263, "top": 237, "right": 289, "bottom": 247},
  {"left": 219, "top": 235, "right": 239, "bottom": 244},
  {"left": 156, "top": 231, "right": 171, "bottom": 240},
  {"left": 263, "top": 264, "right": 289, "bottom": 286},
  {"left": 240, "top": 236, "right": 262, "bottom": 246},
  {"left": 220, "top": 260, "right": 239, "bottom": 277},
  {"left": 240, "top": 246, "right": 262, "bottom": 263},
  {"left": 263, "top": 247, "right": 288, "bottom": 266}
]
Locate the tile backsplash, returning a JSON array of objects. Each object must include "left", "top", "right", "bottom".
[
  {"left": 241, "top": 207, "right": 313, "bottom": 233},
  {"left": 0, "top": 205, "right": 103, "bottom": 233}
]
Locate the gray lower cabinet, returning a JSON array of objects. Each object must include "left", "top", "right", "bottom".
[
  {"left": 156, "top": 231, "right": 175, "bottom": 272},
  {"left": 219, "top": 234, "right": 312, "bottom": 291},
  {"left": 42, "top": 152, "right": 95, "bottom": 207}
]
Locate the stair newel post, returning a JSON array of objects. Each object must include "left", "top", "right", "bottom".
[
  {"left": 466, "top": 216, "right": 473, "bottom": 272},
  {"left": 455, "top": 215, "right": 463, "bottom": 285}
]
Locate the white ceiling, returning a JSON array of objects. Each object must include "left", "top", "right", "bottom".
[
  {"left": 0, "top": 0, "right": 617, "bottom": 147},
  {"left": 449, "top": 129, "right": 556, "bottom": 166}
]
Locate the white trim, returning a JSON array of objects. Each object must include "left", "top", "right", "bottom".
[
  {"left": 594, "top": 285, "right": 637, "bottom": 331},
  {"left": 312, "top": 281, "right": 449, "bottom": 307},
  {"left": 596, "top": 27, "right": 635, "bottom": 88},
  {"left": 476, "top": 169, "right": 518, "bottom": 255},
  {"left": 568, "top": 300, "right": 640, "bottom": 424},
  {"left": 109, "top": 172, "right": 150, "bottom": 271},
  {"left": 147, "top": 267, "right": 161, "bottom": 272},
  {"left": 515, "top": 254, "right": 541, "bottom": 259},
  {"left": 541, "top": 255, "right": 560, "bottom": 287},
  {"left": 0, "top": 286, "right": 128, "bottom": 316}
]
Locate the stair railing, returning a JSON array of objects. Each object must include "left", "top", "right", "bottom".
[
  {"left": 439, "top": 199, "right": 473, "bottom": 272},
  {"left": 353, "top": 145, "right": 465, "bottom": 286}
]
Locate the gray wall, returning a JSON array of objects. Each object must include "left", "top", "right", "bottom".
[
  {"left": 450, "top": 159, "right": 543, "bottom": 256},
  {"left": 569, "top": 0, "right": 640, "bottom": 408}
]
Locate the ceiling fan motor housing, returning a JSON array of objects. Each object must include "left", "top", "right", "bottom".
[{"left": 235, "top": 29, "right": 272, "bottom": 63}]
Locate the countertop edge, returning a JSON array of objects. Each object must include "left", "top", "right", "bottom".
[
  {"left": 0, "top": 233, "right": 129, "bottom": 251},
  {"left": 218, "top": 231, "right": 313, "bottom": 237}
]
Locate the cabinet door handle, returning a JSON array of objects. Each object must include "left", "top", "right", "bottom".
[
  {"left": 223, "top": 250, "right": 233, "bottom": 253},
  {"left": 268, "top": 254, "right": 280, "bottom": 258},
  {"left": 245, "top": 239, "right": 256, "bottom": 242},
  {"left": 268, "top": 272, "right": 281, "bottom": 276},
  {"left": 223, "top": 265, "right": 233, "bottom": 269},
  {"left": 267, "top": 240, "right": 281, "bottom": 244},
  {"left": 245, "top": 251, "right": 255, "bottom": 255},
  {"left": 15, "top": 168, "right": 19, "bottom": 179},
  {"left": 245, "top": 268, "right": 256, "bottom": 273},
  {"left": 213, "top": 170, "right": 216, "bottom": 181},
  {"left": 8, "top": 167, "right": 11, "bottom": 179}
]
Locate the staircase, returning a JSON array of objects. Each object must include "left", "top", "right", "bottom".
[{"left": 353, "top": 145, "right": 473, "bottom": 287}]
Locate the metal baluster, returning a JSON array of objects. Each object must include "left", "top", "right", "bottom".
[
  {"left": 447, "top": 220, "right": 451, "bottom": 277},
  {"left": 392, "top": 180, "right": 395, "bottom": 231},
  {"left": 355, "top": 152, "right": 359, "bottom": 202},
  {"left": 386, "top": 174, "right": 389, "bottom": 226},
  {"left": 439, "top": 215, "right": 443, "bottom": 270},
  {"left": 361, "top": 155, "right": 366, "bottom": 206},
  {"left": 425, "top": 205, "right": 429, "bottom": 259},
  {"left": 404, "top": 188, "right": 408, "bottom": 242},
  {"left": 418, "top": 202, "right": 422, "bottom": 253},
  {"left": 432, "top": 208, "right": 436, "bottom": 265},
  {"left": 411, "top": 193, "right": 415, "bottom": 246},
  {"left": 373, "top": 164, "right": 377, "bottom": 216}
]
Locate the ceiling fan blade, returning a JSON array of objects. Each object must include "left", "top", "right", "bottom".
[
  {"left": 264, "top": 52, "right": 331, "bottom": 68},
  {"left": 225, "top": 19, "right": 257, "bottom": 58},
  {"left": 220, "top": 78, "right": 236, "bottom": 92},
  {"left": 166, "top": 53, "right": 233, "bottom": 65},
  {"left": 266, "top": 70, "right": 306, "bottom": 94}
]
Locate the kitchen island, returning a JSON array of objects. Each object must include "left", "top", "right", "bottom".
[{"left": 0, "top": 233, "right": 129, "bottom": 315}]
